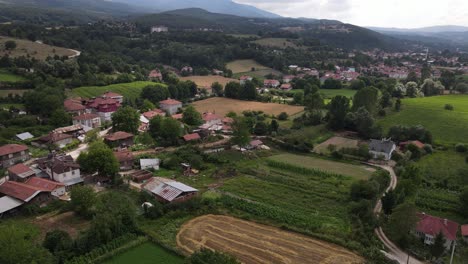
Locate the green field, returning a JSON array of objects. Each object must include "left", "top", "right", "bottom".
[
  {"left": 0, "top": 69, "right": 27, "bottom": 82},
  {"left": 319, "top": 89, "right": 356, "bottom": 99},
  {"left": 71, "top": 81, "right": 159, "bottom": 101},
  {"left": 220, "top": 157, "right": 358, "bottom": 243},
  {"left": 268, "top": 154, "right": 374, "bottom": 180},
  {"left": 252, "top": 38, "right": 299, "bottom": 49},
  {"left": 378, "top": 95, "right": 468, "bottom": 144},
  {"left": 103, "top": 242, "right": 183, "bottom": 264},
  {"left": 226, "top": 59, "right": 270, "bottom": 74}
]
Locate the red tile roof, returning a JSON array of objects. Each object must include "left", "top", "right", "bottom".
[
  {"left": 222, "top": 117, "right": 234, "bottom": 124},
  {"left": 73, "top": 113, "right": 100, "bottom": 120},
  {"left": 264, "top": 79, "right": 280, "bottom": 85},
  {"left": 416, "top": 213, "right": 459, "bottom": 241},
  {"left": 64, "top": 99, "right": 86, "bottom": 111},
  {"left": 143, "top": 109, "right": 165, "bottom": 119},
  {"left": 202, "top": 113, "right": 222, "bottom": 122},
  {"left": 7, "top": 164, "right": 34, "bottom": 177},
  {"left": 105, "top": 131, "right": 134, "bottom": 141},
  {"left": 25, "top": 177, "right": 64, "bottom": 192},
  {"left": 240, "top": 75, "right": 252, "bottom": 81},
  {"left": 171, "top": 113, "right": 183, "bottom": 120},
  {"left": 399, "top": 140, "right": 425, "bottom": 149},
  {"left": 148, "top": 69, "right": 162, "bottom": 78},
  {"left": 0, "top": 181, "right": 42, "bottom": 202},
  {"left": 280, "top": 84, "right": 292, "bottom": 89},
  {"left": 461, "top": 225, "right": 468, "bottom": 237},
  {"left": 160, "top": 99, "right": 182, "bottom": 106},
  {"left": 183, "top": 133, "right": 201, "bottom": 142},
  {"left": 114, "top": 150, "right": 134, "bottom": 162},
  {"left": 102, "top": 91, "right": 123, "bottom": 98},
  {"left": 0, "top": 144, "right": 28, "bottom": 156},
  {"left": 37, "top": 132, "right": 72, "bottom": 144}
]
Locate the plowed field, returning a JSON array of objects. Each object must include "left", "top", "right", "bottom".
[{"left": 177, "top": 215, "right": 363, "bottom": 264}]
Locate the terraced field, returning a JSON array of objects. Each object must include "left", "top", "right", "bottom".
[{"left": 177, "top": 215, "right": 363, "bottom": 264}]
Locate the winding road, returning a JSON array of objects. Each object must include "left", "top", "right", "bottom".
[{"left": 373, "top": 165, "right": 425, "bottom": 264}]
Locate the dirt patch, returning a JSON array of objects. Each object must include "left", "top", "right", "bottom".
[
  {"left": 313, "top": 136, "right": 359, "bottom": 154},
  {"left": 31, "top": 211, "right": 90, "bottom": 239},
  {"left": 191, "top": 97, "right": 304, "bottom": 117},
  {"left": 177, "top": 215, "right": 364, "bottom": 264}
]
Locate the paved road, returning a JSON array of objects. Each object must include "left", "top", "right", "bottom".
[
  {"left": 372, "top": 164, "right": 425, "bottom": 264},
  {"left": 67, "top": 128, "right": 110, "bottom": 159}
]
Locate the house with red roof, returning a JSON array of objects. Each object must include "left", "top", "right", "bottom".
[
  {"left": 183, "top": 133, "right": 201, "bottom": 142},
  {"left": 114, "top": 150, "right": 134, "bottom": 171},
  {"left": 105, "top": 131, "right": 134, "bottom": 148},
  {"left": 239, "top": 75, "right": 253, "bottom": 85},
  {"left": 0, "top": 144, "right": 30, "bottom": 168},
  {"left": 148, "top": 69, "right": 163, "bottom": 81},
  {"left": 64, "top": 99, "right": 86, "bottom": 116},
  {"left": 25, "top": 177, "right": 65, "bottom": 197},
  {"left": 202, "top": 112, "right": 222, "bottom": 126},
  {"left": 159, "top": 99, "right": 182, "bottom": 115},
  {"left": 264, "top": 79, "right": 280, "bottom": 88},
  {"left": 280, "top": 83, "right": 292, "bottom": 91},
  {"left": 102, "top": 91, "right": 123, "bottom": 103},
  {"left": 462, "top": 225, "right": 468, "bottom": 242},
  {"left": 282, "top": 75, "right": 295, "bottom": 83},
  {"left": 33, "top": 132, "right": 73, "bottom": 149},
  {"left": 0, "top": 180, "right": 52, "bottom": 203},
  {"left": 415, "top": 213, "right": 459, "bottom": 249},
  {"left": 8, "top": 163, "right": 35, "bottom": 182},
  {"left": 85, "top": 96, "right": 121, "bottom": 122},
  {"left": 143, "top": 109, "right": 166, "bottom": 120},
  {"left": 36, "top": 155, "right": 82, "bottom": 188},
  {"left": 73, "top": 113, "right": 101, "bottom": 128}
]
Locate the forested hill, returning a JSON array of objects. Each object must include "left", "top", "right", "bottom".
[{"left": 134, "top": 8, "right": 410, "bottom": 50}]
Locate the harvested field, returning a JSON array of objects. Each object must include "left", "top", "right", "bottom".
[
  {"left": 226, "top": 59, "right": 270, "bottom": 74},
  {"left": 180, "top": 75, "right": 238, "bottom": 89},
  {"left": 177, "top": 215, "right": 363, "bottom": 264},
  {"left": 191, "top": 97, "right": 303, "bottom": 117},
  {"left": 31, "top": 211, "right": 90, "bottom": 239},
  {"left": 314, "top": 136, "right": 359, "bottom": 154},
  {"left": 0, "top": 36, "right": 76, "bottom": 60}
]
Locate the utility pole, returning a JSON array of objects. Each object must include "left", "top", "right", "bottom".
[{"left": 450, "top": 240, "right": 456, "bottom": 264}]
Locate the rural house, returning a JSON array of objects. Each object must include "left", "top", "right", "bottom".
[
  {"left": 85, "top": 96, "right": 121, "bottom": 122},
  {"left": 73, "top": 113, "right": 101, "bottom": 128},
  {"left": 105, "top": 131, "right": 134, "bottom": 148},
  {"left": 0, "top": 181, "right": 54, "bottom": 205},
  {"left": 8, "top": 163, "right": 36, "bottom": 182},
  {"left": 415, "top": 213, "right": 459, "bottom": 249},
  {"left": 64, "top": 99, "right": 86, "bottom": 116},
  {"left": 462, "top": 225, "right": 468, "bottom": 243},
  {"left": 280, "top": 83, "right": 292, "bottom": 91},
  {"left": 36, "top": 155, "right": 82, "bottom": 188},
  {"left": 0, "top": 144, "right": 30, "bottom": 168},
  {"left": 282, "top": 75, "right": 295, "bottom": 83},
  {"left": 183, "top": 133, "right": 201, "bottom": 142},
  {"left": 368, "top": 139, "right": 396, "bottom": 160},
  {"left": 148, "top": 69, "right": 163, "bottom": 81},
  {"left": 33, "top": 132, "right": 73, "bottom": 149},
  {"left": 114, "top": 150, "right": 135, "bottom": 171},
  {"left": 264, "top": 79, "right": 280, "bottom": 88},
  {"left": 24, "top": 177, "right": 66, "bottom": 198},
  {"left": 202, "top": 112, "right": 222, "bottom": 126},
  {"left": 142, "top": 177, "right": 198, "bottom": 203},
  {"left": 159, "top": 99, "right": 182, "bottom": 115},
  {"left": 239, "top": 75, "right": 253, "bottom": 85},
  {"left": 102, "top": 91, "right": 124, "bottom": 103}
]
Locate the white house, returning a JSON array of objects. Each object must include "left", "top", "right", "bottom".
[
  {"left": 25, "top": 177, "right": 66, "bottom": 197},
  {"left": 140, "top": 159, "right": 160, "bottom": 170},
  {"left": 36, "top": 155, "right": 82, "bottom": 188},
  {"left": 368, "top": 139, "right": 396, "bottom": 160},
  {"left": 159, "top": 99, "right": 182, "bottom": 115},
  {"left": 73, "top": 113, "right": 101, "bottom": 128},
  {"left": 415, "top": 213, "right": 459, "bottom": 250}
]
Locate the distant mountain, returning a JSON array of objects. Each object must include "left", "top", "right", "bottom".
[
  {"left": 112, "top": 0, "right": 280, "bottom": 18},
  {"left": 369, "top": 25, "right": 468, "bottom": 33}
]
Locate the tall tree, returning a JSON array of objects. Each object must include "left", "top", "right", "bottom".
[
  {"left": 381, "top": 190, "right": 396, "bottom": 215},
  {"left": 387, "top": 202, "right": 418, "bottom": 247},
  {"left": 352, "top": 86, "right": 379, "bottom": 113},
  {"left": 327, "top": 95, "right": 350, "bottom": 130},
  {"left": 112, "top": 106, "right": 139, "bottom": 134},
  {"left": 231, "top": 117, "right": 250, "bottom": 146},
  {"left": 225, "top": 81, "right": 240, "bottom": 99},
  {"left": 439, "top": 70, "right": 455, "bottom": 89},
  {"left": 430, "top": 232, "right": 446, "bottom": 260},
  {"left": 239, "top": 81, "right": 257, "bottom": 100},
  {"left": 182, "top": 105, "right": 203, "bottom": 126},
  {"left": 211, "top": 82, "right": 223, "bottom": 96},
  {"left": 141, "top": 84, "right": 170, "bottom": 104},
  {"left": 304, "top": 92, "right": 324, "bottom": 110},
  {"left": 70, "top": 185, "right": 96, "bottom": 218},
  {"left": 77, "top": 141, "right": 119, "bottom": 178}
]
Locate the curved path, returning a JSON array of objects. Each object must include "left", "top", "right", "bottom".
[{"left": 372, "top": 165, "right": 425, "bottom": 264}]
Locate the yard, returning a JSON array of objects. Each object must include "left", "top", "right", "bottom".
[
  {"left": 378, "top": 95, "right": 468, "bottom": 144},
  {"left": 103, "top": 242, "right": 183, "bottom": 264},
  {"left": 0, "top": 69, "right": 27, "bottom": 82},
  {"left": 0, "top": 36, "right": 76, "bottom": 60},
  {"left": 70, "top": 81, "right": 158, "bottom": 101},
  {"left": 268, "top": 153, "right": 374, "bottom": 180},
  {"left": 191, "top": 97, "right": 304, "bottom": 117}
]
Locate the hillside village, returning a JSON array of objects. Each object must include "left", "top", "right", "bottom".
[{"left": 0, "top": 4, "right": 468, "bottom": 264}]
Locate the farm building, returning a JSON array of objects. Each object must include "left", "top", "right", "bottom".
[
  {"left": 33, "top": 132, "right": 73, "bottom": 149},
  {"left": 24, "top": 177, "right": 66, "bottom": 198},
  {"left": 159, "top": 99, "right": 182, "bottom": 115},
  {"left": 15, "top": 132, "right": 34, "bottom": 141},
  {"left": 114, "top": 150, "right": 134, "bottom": 171},
  {"left": 105, "top": 131, "right": 134, "bottom": 148},
  {"left": 140, "top": 159, "right": 160, "bottom": 170},
  {"left": 368, "top": 139, "right": 396, "bottom": 160},
  {"left": 0, "top": 144, "right": 30, "bottom": 168},
  {"left": 8, "top": 163, "right": 35, "bottom": 182},
  {"left": 415, "top": 213, "right": 458, "bottom": 249},
  {"left": 142, "top": 177, "right": 198, "bottom": 203}
]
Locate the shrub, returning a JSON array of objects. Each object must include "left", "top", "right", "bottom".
[
  {"left": 278, "top": 112, "right": 289, "bottom": 120},
  {"left": 455, "top": 143, "right": 467, "bottom": 153},
  {"left": 444, "top": 104, "right": 454, "bottom": 110},
  {"left": 378, "top": 109, "right": 386, "bottom": 116}
]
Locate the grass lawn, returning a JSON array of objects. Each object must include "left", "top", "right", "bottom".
[
  {"left": 226, "top": 59, "right": 270, "bottom": 74},
  {"left": 71, "top": 81, "right": 159, "bottom": 101},
  {"left": 378, "top": 95, "right": 468, "bottom": 145},
  {"left": 0, "top": 69, "right": 27, "bottom": 82},
  {"left": 252, "top": 38, "right": 299, "bottom": 49},
  {"left": 280, "top": 124, "right": 333, "bottom": 144},
  {"left": 0, "top": 103, "right": 25, "bottom": 110},
  {"left": 319, "top": 89, "right": 356, "bottom": 99},
  {"left": 268, "top": 153, "right": 374, "bottom": 180},
  {"left": 103, "top": 242, "right": 183, "bottom": 264}
]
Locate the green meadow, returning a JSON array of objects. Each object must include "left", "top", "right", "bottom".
[{"left": 71, "top": 81, "right": 161, "bottom": 101}]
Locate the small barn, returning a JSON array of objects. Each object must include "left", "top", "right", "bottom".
[{"left": 142, "top": 177, "right": 198, "bottom": 203}]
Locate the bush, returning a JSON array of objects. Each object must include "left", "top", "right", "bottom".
[
  {"left": 378, "top": 109, "right": 386, "bottom": 116},
  {"left": 444, "top": 104, "right": 454, "bottom": 110},
  {"left": 455, "top": 143, "right": 467, "bottom": 153},
  {"left": 277, "top": 112, "right": 289, "bottom": 121}
]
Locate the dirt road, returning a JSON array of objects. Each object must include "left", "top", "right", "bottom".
[
  {"left": 373, "top": 165, "right": 425, "bottom": 264},
  {"left": 67, "top": 128, "right": 110, "bottom": 159}
]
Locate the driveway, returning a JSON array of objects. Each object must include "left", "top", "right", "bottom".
[{"left": 67, "top": 128, "right": 111, "bottom": 159}]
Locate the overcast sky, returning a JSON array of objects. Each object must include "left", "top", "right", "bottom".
[{"left": 234, "top": 0, "right": 468, "bottom": 28}]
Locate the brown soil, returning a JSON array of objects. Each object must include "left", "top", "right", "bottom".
[
  {"left": 31, "top": 211, "right": 90, "bottom": 239},
  {"left": 177, "top": 214, "right": 364, "bottom": 264}
]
